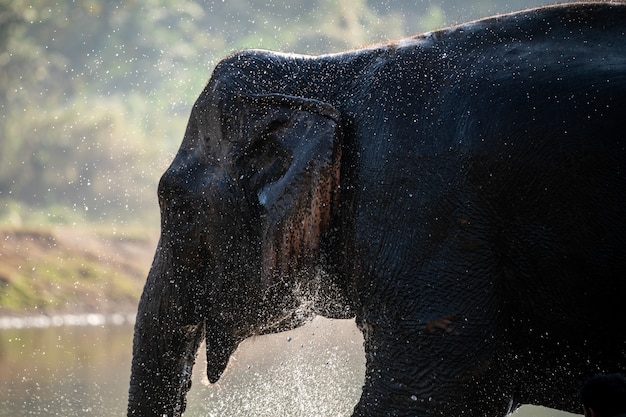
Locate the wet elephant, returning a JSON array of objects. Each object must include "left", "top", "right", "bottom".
[{"left": 128, "top": 3, "right": 626, "bottom": 416}]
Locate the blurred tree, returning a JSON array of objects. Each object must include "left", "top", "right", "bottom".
[{"left": 0, "top": 0, "right": 192, "bottom": 225}]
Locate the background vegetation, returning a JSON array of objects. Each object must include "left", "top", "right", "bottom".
[
  {"left": 0, "top": 0, "right": 577, "bottom": 313},
  {"left": 1, "top": 0, "right": 574, "bottom": 226}
]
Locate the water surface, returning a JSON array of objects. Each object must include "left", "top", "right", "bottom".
[{"left": 0, "top": 316, "right": 580, "bottom": 416}]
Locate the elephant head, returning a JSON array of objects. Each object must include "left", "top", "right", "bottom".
[{"left": 127, "top": 91, "right": 353, "bottom": 416}]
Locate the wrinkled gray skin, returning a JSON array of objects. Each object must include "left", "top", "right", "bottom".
[{"left": 128, "top": 3, "right": 626, "bottom": 416}]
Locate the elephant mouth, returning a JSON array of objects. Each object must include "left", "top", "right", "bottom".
[{"left": 204, "top": 319, "right": 241, "bottom": 383}]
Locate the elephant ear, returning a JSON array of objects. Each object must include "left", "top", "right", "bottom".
[{"left": 229, "top": 93, "right": 342, "bottom": 287}]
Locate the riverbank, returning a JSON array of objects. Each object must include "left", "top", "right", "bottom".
[{"left": 0, "top": 225, "right": 158, "bottom": 325}]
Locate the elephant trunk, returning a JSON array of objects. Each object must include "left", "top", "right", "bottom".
[
  {"left": 128, "top": 320, "right": 204, "bottom": 417},
  {"left": 127, "top": 243, "right": 207, "bottom": 417},
  {"left": 128, "top": 237, "right": 247, "bottom": 416}
]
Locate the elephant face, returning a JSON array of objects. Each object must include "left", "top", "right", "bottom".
[{"left": 128, "top": 93, "right": 345, "bottom": 416}]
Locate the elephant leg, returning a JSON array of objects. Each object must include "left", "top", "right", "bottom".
[
  {"left": 352, "top": 307, "right": 510, "bottom": 417},
  {"left": 350, "top": 226, "right": 510, "bottom": 417}
]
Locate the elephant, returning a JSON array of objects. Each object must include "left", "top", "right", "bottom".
[{"left": 128, "top": 3, "right": 626, "bottom": 417}]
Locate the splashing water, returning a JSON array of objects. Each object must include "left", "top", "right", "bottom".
[
  {"left": 188, "top": 317, "right": 366, "bottom": 417},
  {"left": 183, "top": 316, "right": 580, "bottom": 417}
]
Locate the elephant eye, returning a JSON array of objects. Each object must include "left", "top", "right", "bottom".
[{"left": 239, "top": 135, "right": 292, "bottom": 192}]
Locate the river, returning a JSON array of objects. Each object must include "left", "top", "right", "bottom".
[{"left": 0, "top": 315, "right": 578, "bottom": 416}]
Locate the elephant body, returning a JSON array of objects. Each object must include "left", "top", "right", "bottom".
[{"left": 129, "top": 3, "right": 626, "bottom": 416}]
